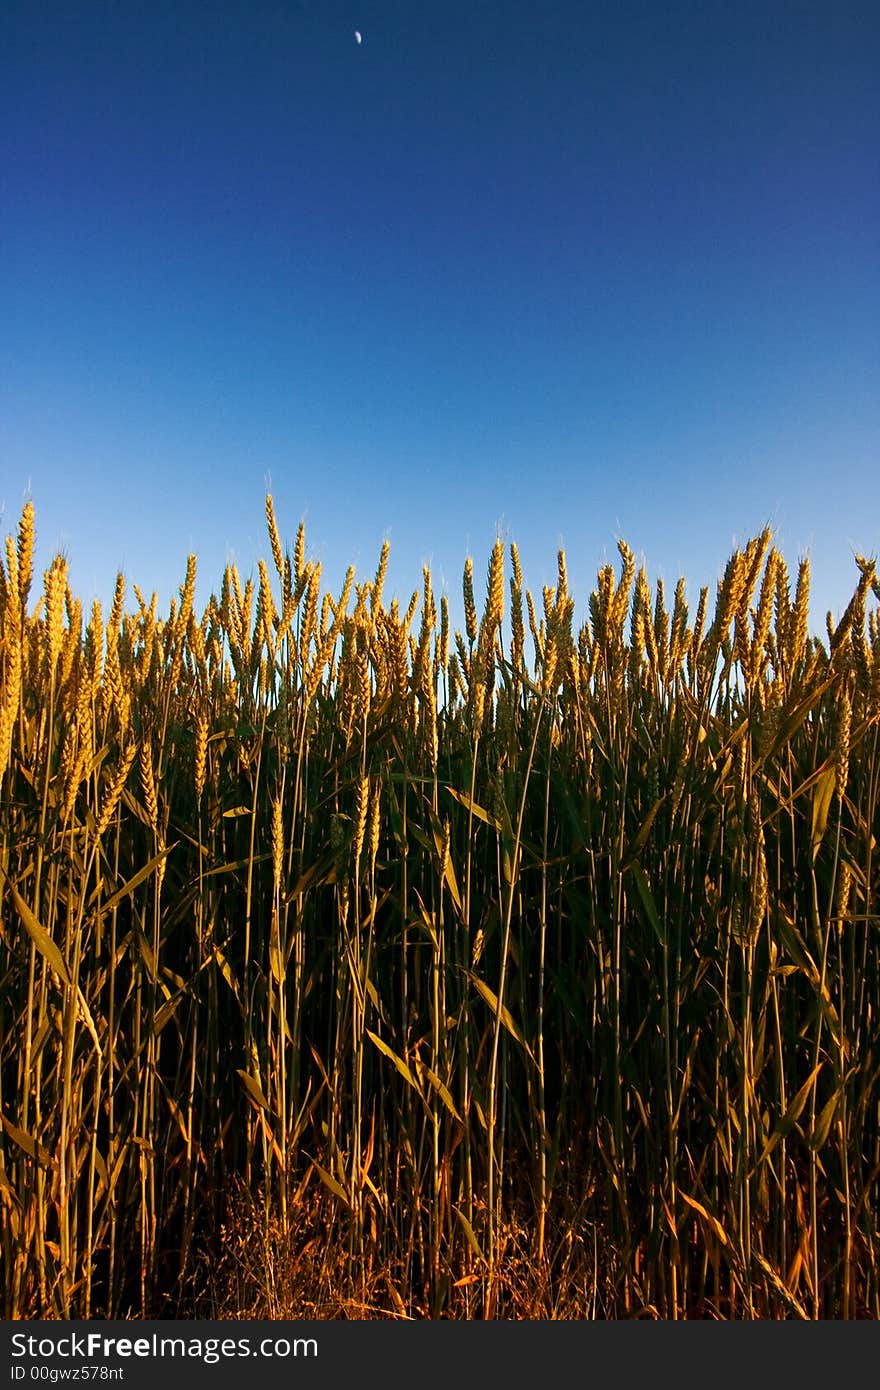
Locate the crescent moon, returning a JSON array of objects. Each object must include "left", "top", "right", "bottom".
[{"left": 354, "top": 31, "right": 362, "bottom": 44}]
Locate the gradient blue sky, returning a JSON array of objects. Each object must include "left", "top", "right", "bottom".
[{"left": 3, "top": 0, "right": 878, "bottom": 630}]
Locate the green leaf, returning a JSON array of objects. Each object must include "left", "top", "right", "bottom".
[
  {"left": 366, "top": 1029, "right": 419, "bottom": 1090},
  {"left": 776, "top": 913, "right": 817, "bottom": 977},
  {"left": 285, "top": 850, "right": 337, "bottom": 901},
  {"left": 202, "top": 852, "right": 271, "bottom": 879},
  {"left": 809, "top": 1091, "right": 840, "bottom": 1152},
  {"left": 551, "top": 773, "right": 588, "bottom": 851},
  {"left": 211, "top": 946, "right": 242, "bottom": 1005},
  {"left": 468, "top": 972, "right": 534, "bottom": 1061},
  {"left": 628, "top": 862, "right": 665, "bottom": 947},
  {"left": 754, "top": 1062, "right": 824, "bottom": 1169},
  {"left": 312, "top": 1162, "right": 351, "bottom": 1207},
  {"left": 679, "top": 1191, "right": 729, "bottom": 1247},
  {"left": 0, "top": 869, "right": 71, "bottom": 986},
  {"left": 153, "top": 994, "right": 183, "bottom": 1034},
  {"left": 427, "top": 811, "right": 463, "bottom": 912},
  {"left": 454, "top": 1206, "right": 485, "bottom": 1263},
  {"left": 1, "top": 1114, "right": 54, "bottom": 1168},
  {"left": 443, "top": 850, "right": 462, "bottom": 912},
  {"left": 810, "top": 765, "right": 836, "bottom": 862},
  {"left": 98, "top": 843, "right": 178, "bottom": 915},
  {"left": 502, "top": 845, "right": 516, "bottom": 885},
  {"left": 418, "top": 1061, "right": 462, "bottom": 1123},
  {"left": 620, "top": 796, "right": 665, "bottom": 870},
  {"left": 268, "top": 910, "right": 285, "bottom": 985},
  {"left": 236, "top": 1069, "right": 271, "bottom": 1112},
  {"left": 445, "top": 786, "right": 502, "bottom": 832},
  {"left": 755, "top": 677, "right": 836, "bottom": 770}
]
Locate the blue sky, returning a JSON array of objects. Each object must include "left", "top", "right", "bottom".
[{"left": 2, "top": 0, "right": 877, "bottom": 632}]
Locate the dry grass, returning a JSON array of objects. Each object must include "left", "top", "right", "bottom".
[{"left": 1, "top": 499, "right": 879, "bottom": 1319}]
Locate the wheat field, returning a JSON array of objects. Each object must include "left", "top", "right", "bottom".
[{"left": 1, "top": 498, "right": 878, "bottom": 1318}]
